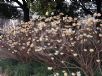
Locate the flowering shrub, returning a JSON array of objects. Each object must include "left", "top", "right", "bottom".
[{"left": 0, "top": 13, "right": 102, "bottom": 76}]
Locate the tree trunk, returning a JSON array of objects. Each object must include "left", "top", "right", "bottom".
[
  {"left": 79, "top": 0, "right": 93, "bottom": 15},
  {"left": 23, "top": 8, "right": 30, "bottom": 22},
  {"left": 86, "top": 71, "right": 94, "bottom": 76},
  {"left": 14, "top": 0, "right": 30, "bottom": 22},
  {"left": 83, "top": 66, "right": 94, "bottom": 76},
  {"left": 95, "top": 0, "right": 102, "bottom": 19},
  {"left": 95, "top": 0, "right": 101, "bottom": 13}
]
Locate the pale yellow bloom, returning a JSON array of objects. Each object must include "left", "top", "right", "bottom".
[
  {"left": 27, "top": 41, "right": 30, "bottom": 46},
  {"left": 48, "top": 67, "right": 53, "bottom": 70},
  {"left": 73, "top": 53, "right": 78, "bottom": 57},
  {"left": 30, "top": 43, "right": 34, "bottom": 47},
  {"left": 71, "top": 72, "right": 76, "bottom": 76},
  {"left": 51, "top": 57, "right": 54, "bottom": 60},
  {"left": 84, "top": 49, "right": 87, "bottom": 52},
  {"left": 64, "top": 72, "right": 68, "bottom": 76},
  {"left": 89, "top": 49, "right": 94, "bottom": 52},
  {"left": 96, "top": 59, "right": 100, "bottom": 63},
  {"left": 45, "top": 11, "right": 49, "bottom": 16}
]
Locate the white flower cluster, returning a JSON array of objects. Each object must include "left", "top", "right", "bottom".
[{"left": 0, "top": 13, "right": 102, "bottom": 76}]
